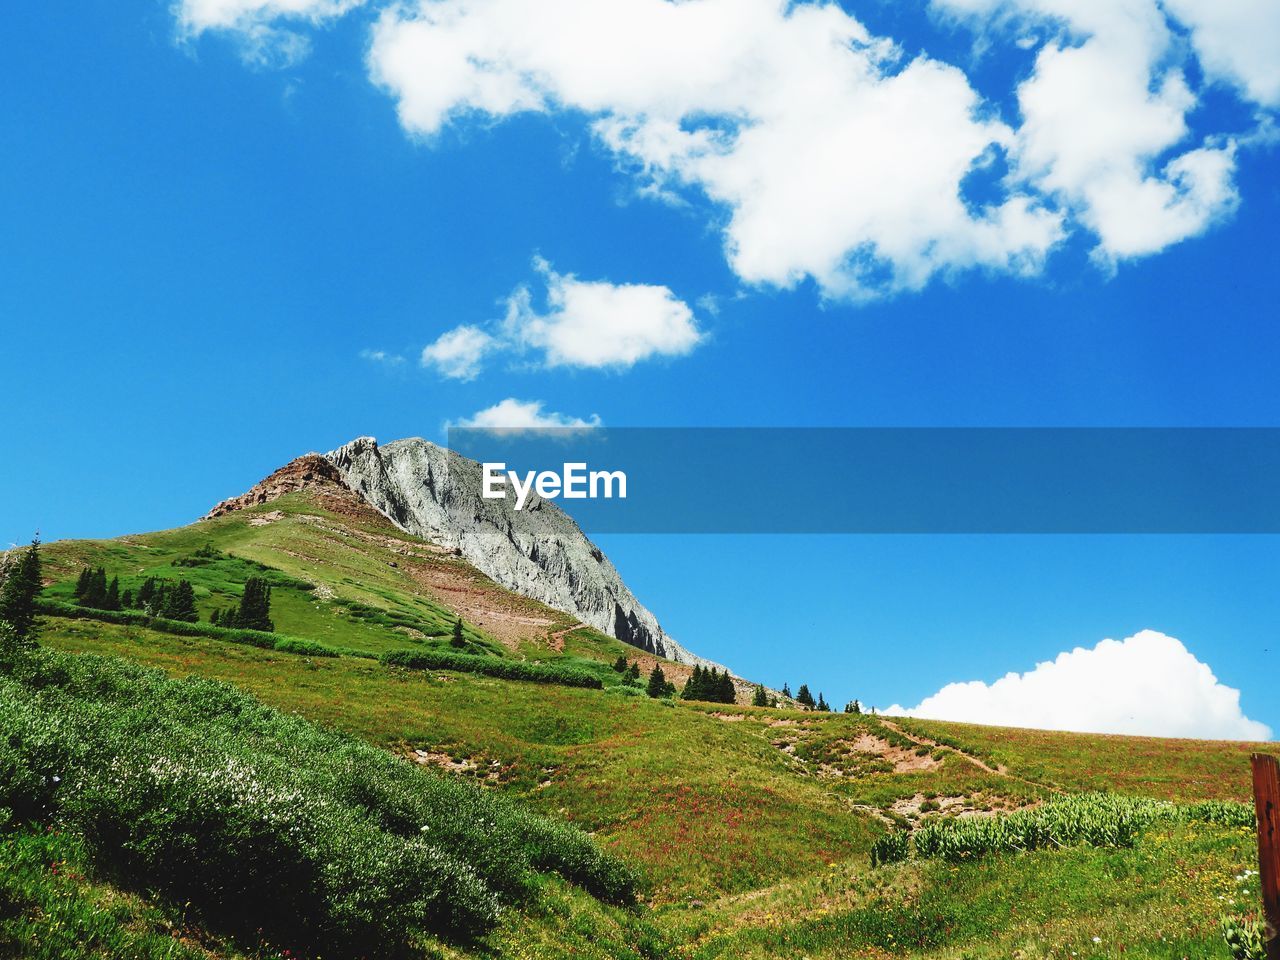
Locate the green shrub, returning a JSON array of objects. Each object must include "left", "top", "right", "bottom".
[
  {"left": 381, "top": 649, "right": 603, "bottom": 689},
  {"left": 911, "top": 793, "right": 1254, "bottom": 863},
  {"left": 272, "top": 637, "right": 340, "bottom": 658},
  {"left": 0, "top": 648, "right": 635, "bottom": 957},
  {"left": 1222, "top": 914, "right": 1268, "bottom": 960}
]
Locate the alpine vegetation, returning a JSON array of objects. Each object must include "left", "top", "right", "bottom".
[{"left": 0, "top": 645, "right": 636, "bottom": 957}]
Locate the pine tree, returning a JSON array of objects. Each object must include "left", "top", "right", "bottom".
[
  {"left": 751, "top": 684, "right": 769, "bottom": 707},
  {"left": 105, "top": 577, "right": 121, "bottom": 612},
  {"left": 646, "top": 664, "right": 668, "bottom": 698},
  {"left": 816, "top": 692, "right": 829, "bottom": 712},
  {"left": 80, "top": 567, "right": 108, "bottom": 609},
  {"left": 163, "top": 580, "right": 199, "bottom": 623},
  {"left": 627, "top": 661, "right": 641, "bottom": 681},
  {"left": 451, "top": 617, "right": 466, "bottom": 648},
  {"left": 137, "top": 577, "right": 157, "bottom": 612},
  {"left": 716, "top": 670, "right": 736, "bottom": 704},
  {"left": 682, "top": 665, "right": 704, "bottom": 700},
  {"left": 844, "top": 699, "right": 861, "bottom": 714},
  {"left": 74, "top": 566, "right": 92, "bottom": 599},
  {"left": 796, "top": 684, "right": 816, "bottom": 709},
  {"left": 0, "top": 538, "right": 43, "bottom": 643},
  {"left": 612, "top": 655, "right": 628, "bottom": 672},
  {"left": 120, "top": 589, "right": 134, "bottom": 609},
  {"left": 237, "top": 577, "right": 273, "bottom": 632},
  {"left": 210, "top": 608, "right": 221, "bottom": 626},
  {"left": 781, "top": 682, "right": 792, "bottom": 699}
]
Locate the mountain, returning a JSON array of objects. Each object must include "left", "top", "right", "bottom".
[{"left": 323, "top": 436, "right": 718, "bottom": 668}]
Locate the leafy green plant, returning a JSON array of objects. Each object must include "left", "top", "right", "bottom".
[
  {"left": 0, "top": 647, "right": 635, "bottom": 957},
  {"left": 1221, "top": 914, "right": 1267, "bottom": 960},
  {"left": 381, "top": 648, "right": 603, "bottom": 689}
]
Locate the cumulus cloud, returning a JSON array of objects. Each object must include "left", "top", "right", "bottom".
[
  {"left": 422, "top": 258, "right": 702, "bottom": 379},
  {"left": 1162, "top": 0, "right": 1280, "bottom": 108},
  {"left": 178, "top": 0, "right": 1278, "bottom": 294},
  {"left": 885, "top": 630, "right": 1271, "bottom": 741},
  {"left": 933, "top": 0, "right": 1245, "bottom": 262},
  {"left": 368, "top": 0, "right": 1063, "bottom": 300},
  {"left": 453, "top": 397, "right": 601, "bottom": 430},
  {"left": 503, "top": 258, "right": 702, "bottom": 368},
  {"left": 420, "top": 325, "right": 495, "bottom": 380}
]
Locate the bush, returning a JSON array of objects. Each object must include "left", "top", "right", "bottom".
[
  {"left": 36, "top": 600, "right": 362, "bottom": 660},
  {"left": 0, "top": 648, "right": 635, "bottom": 957},
  {"left": 381, "top": 649, "right": 603, "bottom": 689},
  {"left": 910, "top": 793, "right": 1254, "bottom": 863}
]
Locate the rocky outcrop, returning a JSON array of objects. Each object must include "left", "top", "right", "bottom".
[
  {"left": 204, "top": 454, "right": 360, "bottom": 519},
  {"left": 325, "top": 436, "right": 718, "bottom": 668}
]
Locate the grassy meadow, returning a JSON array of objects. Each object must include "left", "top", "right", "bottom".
[{"left": 2, "top": 491, "right": 1272, "bottom": 959}]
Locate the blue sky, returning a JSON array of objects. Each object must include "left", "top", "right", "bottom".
[{"left": 2, "top": 0, "right": 1278, "bottom": 737}]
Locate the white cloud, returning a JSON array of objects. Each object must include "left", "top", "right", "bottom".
[
  {"left": 503, "top": 258, "right": 702, "bottom": 368},
  {"left": 174, "top": 0, "right": 363, "bottom": 66},
  {"left": 421, "top": 258, "right": 702, "bottom": 379},
  {"left": 453, "top": 397, "right": 601, "bottom": 430},
  {"left": 933, "top": 0, "right": 1246, "bottom": 262},
  {"left": 420, "top": 325, "right": 495, "bottom": 380},
  {"left": 368, "top": 0, "right": 1064, "bottom": 300},
  {"left": 180, "top": 0, "right": 1278, "bottom": 293},
  {"left": 1162, "top": 0, "right": 1280, "bottom": 108},
  {"left": 885, "top": 629, "right": 1271, "bottom": 741},
  {"left": 359, "top": 348, "right": 404, "bottom": 365}
]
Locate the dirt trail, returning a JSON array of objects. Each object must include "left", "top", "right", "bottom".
[
  {"left": 547, "top": 623, "right": 586, "bottom": 652},
  {"left": 877, "top": 718, "right": 1049, "bottom": 791}
]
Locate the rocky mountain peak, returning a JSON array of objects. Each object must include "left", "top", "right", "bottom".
[
  {"left": 323, "top": 436, "right": 720, "bottom": 669},
  {"left": 204, "top": 453, "right": 359, "bottom": 519}
]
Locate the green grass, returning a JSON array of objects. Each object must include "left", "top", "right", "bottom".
[{"left": 16, "top": 489, "right": 1275, "bottom": 960}]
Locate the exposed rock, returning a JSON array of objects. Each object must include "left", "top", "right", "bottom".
[
  {"left": 325, "top": 436, "right": 721, "bottom": 668},
  {"left": 204, "top": 454, "right": 359, "bottom": 519}
]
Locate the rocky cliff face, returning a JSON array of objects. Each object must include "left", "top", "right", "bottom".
[{"left": 325, "top": 436, "right": 717, "bottom": 668}]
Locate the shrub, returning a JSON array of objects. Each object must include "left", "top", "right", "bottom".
[
  {"left": 0, "top": 648, "right": 635, "bottom": 956},
  {"left": 380, "top": 649, "right": 603, "bottom": 689},
  {"left": 910, "top": 793, "right": 1254, "bottom": 863}
]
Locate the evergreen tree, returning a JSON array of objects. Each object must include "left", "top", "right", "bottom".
[
  {"left": 105, "top": 576, "right": 121, "bottom": 612},
  {"left": 237, "top": 577, "right": 273, "bottom": 632},
  {"left": 844, "top": 699, "right": 862, "bottom": 715},
  {"left": 79, "top": 567, "right": 108, "bottom": 609},
  {"left": 781, "top": 682, "right": 792, "bottom": 699},
  {"left": 769, "top": 696, "right": 778, "bottom": 708},
  {"left": 0, "top": 538, "right": 42, "bottom": 643},
  {"left": 716, "top": 670, "right": 736, "bottom": 704},
  {"left": 612, "top": 655, "right": 628, "bottom": 673},
  {"left": 451, "top": 617, "right": 466, "bottom": 648},
  {"left": 816, "top": 692, "right": 829, "bottom": 712},
  {"left": 795, "top": 684, "right": 816, "bottom": 709},
  {"left": 751, "top": 684, "right": 769, "bottom": 707},
  {"left": 120, "top": 588, "right": 134, "bottom": 609},
  {"left": 137, "top": 577, "right": 157, "bottom": 612},
  {"left": 210, "top": 608, "right": 221, "bottom": 626},
  {"left": 646, "top": 664, "right": 668, "bottom": 698},
  {"left": 163, "top": 580, "right": 199, "bottom": 623},
  {"left": 627, "top": 661, "right": 641, "bottom": 682},
  {"left": 73, "top": 566, "right": 92, "bottom": 599},
  {"left": 682, "top": 665, "right": 704, "bottom": 700}
]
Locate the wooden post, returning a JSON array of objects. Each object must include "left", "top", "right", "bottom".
[{"left": 1253, "top": 753, "right": 1280, "bottom": 960}]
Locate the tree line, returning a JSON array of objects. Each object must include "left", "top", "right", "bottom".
[{"left": 73, "top": 565, "right": 273, "bottom": 631}]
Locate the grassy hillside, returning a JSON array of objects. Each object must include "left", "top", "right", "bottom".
[{"left": 4, "top": 490, "right": 1272, "bottom": 959}]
